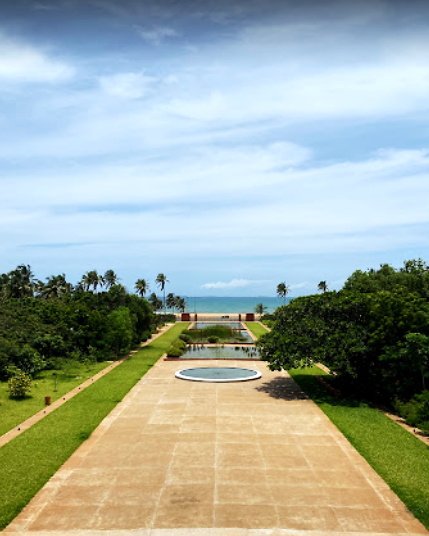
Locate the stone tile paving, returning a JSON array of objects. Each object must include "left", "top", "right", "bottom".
[{"left": 5, "top": 359, "right": 428, "bottom": 535}]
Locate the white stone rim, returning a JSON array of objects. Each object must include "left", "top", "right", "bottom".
[{"left": 175, "top": 367, "right": 262, "bottom": 383}]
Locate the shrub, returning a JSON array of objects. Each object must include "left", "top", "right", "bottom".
[
  {"left": 172, "top": 338, "right": 187, "bottom": 350},
  {"left": 208, "top": 336, "right": 219, "bottom": 343},
  {"left": 179, "top": 334, "right": 191, "bottom": 343},
  {"left": 15, "top": 346, "right": 46, "bottom": 375},
  {"left": 396, "top": 390, "right": 429, "bottom": 432},
  {"left": 141, "top": 331, "right": 151, "bottom": 342},
  {"left": 8, "top": 371, "right": 32, "bottom": 398},
  {"left": 167, "top": 346, "right": 184, "bottom": 357}
]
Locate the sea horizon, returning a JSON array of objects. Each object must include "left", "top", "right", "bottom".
[{"left": 175, "top": 296, "right": 292, "bottom": 314}]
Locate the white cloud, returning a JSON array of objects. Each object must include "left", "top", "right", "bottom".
[
  {"left": 0, "top": 32, "right": 74, "bottom": 83},
  {"left": 289, "top": 282, "right": 309, "bottom": 290},
  {"left": 135, "top": 25, "right": 179, "bottom": 45},
  {"left": 201, "top": 279, "right": 255, "bottom": 289},
  {"left": 99, "top": 72, "right": 157, "bottom": 99}
]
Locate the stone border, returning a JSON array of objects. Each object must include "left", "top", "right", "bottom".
[
  {"left": 175, "top": 366, "right": 262, "bottom": 382},
  {"left": 0, "top": 323, "right": 175, "bottom": 449}
]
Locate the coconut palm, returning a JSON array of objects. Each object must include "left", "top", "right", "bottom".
[
  {"left": 318, "top": 281, "right": 328, "bottom": 293},
  {"left": 104, "top": 270, "right": 118, "bottom": 289},
  {"left": 135, "top": 278, "right": 149, "bottom": 297},
  {"left": 6, "top": 264, "right": 35, "bottom": 299},
  {"left": 155, "top": 273, "right": 169, "bottom": 313},
  {"left": 82, "top": 270, "right": 102, "bottom": 292},
  {"left": 166, "top": 292, "right": 176, "bottom": 311},
  {"left": 40, "top": 274, "right": 72, "bottom": 298},
  {"left": 276, "top": 282, "right": 290, "bottom": 304},
  {"left": 175, "top": 296, "right": 186, "bottom": 313},
  {"left": 254, "top": 303, "right": 268, "bottom": 317},
  {"left": 149, "top": 292, "right": 163, "bottom": 312}
]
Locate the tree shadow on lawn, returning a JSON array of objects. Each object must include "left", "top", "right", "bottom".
[{"left": 256, "top": 372, "right": 365, "bottom": 408}]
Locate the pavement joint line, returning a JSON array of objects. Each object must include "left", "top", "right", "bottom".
[{"left": 0, "top": 323, "right": 175, "bottom": 449}]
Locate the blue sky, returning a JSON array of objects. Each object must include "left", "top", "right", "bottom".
[{"left": 1, "top": 0, "right": 429, "bottom": 297}]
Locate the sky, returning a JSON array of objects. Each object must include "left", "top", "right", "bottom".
[{"left": 1, "top": 0, "right": 429, "bottom": 297}]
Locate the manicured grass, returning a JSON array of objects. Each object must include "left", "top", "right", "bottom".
[
  {"left": 289, "top": 366, "right": 429, "bottom": 530},
  {"left": 0, "top": 361, "right": 110, "bottom": 437},
  {"left": 0, "top": 323, "right": 189, "bottom": 530},
  {"left": 245, "top": 321, "right": 269, "bottom": 339}
]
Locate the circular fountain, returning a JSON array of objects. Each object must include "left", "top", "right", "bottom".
[{"left": 175, "top": 366, "right": 261, "bottom": 383}]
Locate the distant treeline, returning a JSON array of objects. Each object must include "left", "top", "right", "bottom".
[
  {"left": 258, "top": 259, "right": 429, "bottom": 432},
  {"left": 0, "top": 266, "right": 158, "bottom": 381}
]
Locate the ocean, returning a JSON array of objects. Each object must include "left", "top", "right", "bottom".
[{"left": 183, "top": 296, "right": 292, "bottom": 314}]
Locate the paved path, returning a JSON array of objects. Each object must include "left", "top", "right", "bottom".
[{"left": 5, "top": 359, "right": 428, "bottom": 535}]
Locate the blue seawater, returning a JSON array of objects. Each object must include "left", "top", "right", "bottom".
[{"left": 182, "top": 296, "right": 292, "bottom": 314}]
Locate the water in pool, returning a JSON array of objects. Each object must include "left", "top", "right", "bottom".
[
  {"left": 181, "top": 345, "right": 260, "bottom": 360},
  {"left": 191, "top": 322, "right": 245, "bottom": 330}
]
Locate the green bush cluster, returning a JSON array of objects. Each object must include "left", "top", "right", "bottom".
[
  {"left": 208, "top": 336, "right": 219, "bottom": 343},
  {"left": 185, "top": 325, "right": 245, "bottom": 343},
  {"left": 8, "top": 371, "right": 32, "bottom": 398},
  {"left": 396, "top": 391, "right": 429, "bottom": 433},
  {"left": 166, "top": 337, "right": 187, "bottom": 357}
]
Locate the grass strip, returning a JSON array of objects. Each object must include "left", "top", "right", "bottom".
[
  {"left": 289, "top": 366, "right": 429, "bottom": 530},
  {"left": 0, "top": 361, "right": 111, "bottom": 437},
  {"left": 245, "top": 321, "right": 269, "bottom": 339},
  {"left": 0, "top": 323, "right": 189, "bottom": 530}
]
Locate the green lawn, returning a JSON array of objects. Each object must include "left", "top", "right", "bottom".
[
  {"left": 0, "top": 323, "right": 189, "bottom": 530},
  {"left": 289, "top": 366, "right": 429, "bottom": 530},
  {"left": 0, "top": 361, "right": 111, "bottom": 437},
  {"left": 245, "top": 321, "right": 269, "bottom": 339}
]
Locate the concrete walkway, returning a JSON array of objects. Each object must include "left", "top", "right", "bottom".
[{"left": 5, "top": 359, "right": 428, "bottom": 535}]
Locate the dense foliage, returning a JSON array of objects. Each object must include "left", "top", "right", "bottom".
[
  {"left": 259, "top": 260, "right": 429, "bottom": 414},
  {"left": 0, "top": 266, "right": 155, "bottom": 381}
]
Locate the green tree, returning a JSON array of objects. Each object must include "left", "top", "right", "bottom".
[
  {"left": 318, "top": 281, "right": 328, "bottom": 292},
  {"left": 148, "top": 292, "right": 163, "bottom": 312},
  {"left": 104, "top": 270, "right": 118, "bottom": 289},
  {"left": 135, "top": 278, "right": 149, "bottom": 297},
  {"left": 38, "top": 274, "right": 72, "bottom": 299},
  {"left": 254, "top": 303, "right": 267, "bottom": 316},
  {"left": 105, "top": 307, "right": 133, "bottom": 358},
  {"left": 276, "top": 282, "right": 289, "bottom": 304},
  {"left": 174, "top": 296, "right": 186, "bottom": 313},
  {"left": 166, "top": 293, "right": 176, "bottom": 311},
  {"left": 155, "top": 273, "right": 169, "bottom": 313}
]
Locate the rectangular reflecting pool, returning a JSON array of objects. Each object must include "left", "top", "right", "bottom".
[
  {"left": 181, "top": 345, "right": 260, "bottom": 360},
  {"left": 191, "top": 322, "right": 245, "bottom": 330}
]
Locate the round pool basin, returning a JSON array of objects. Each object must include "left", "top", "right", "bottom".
[{"left": 175, "top": 366, "right": 261, "bottom": 383}]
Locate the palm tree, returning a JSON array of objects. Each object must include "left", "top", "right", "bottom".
[
  {"left": 166, "top": 292, "right": 176, "bottom": 311},
  {"left": 104, "top": 270, "right": 118, "bottom": 289},
  {"left": 41, "top": 274, "right": 72, "bottom": 298},
  {"left": 175, "top": 296, "right": 186, "bottom": 313},
  {"left": 135, "top": 278, "right": 149, "bottom": 297},
  {"left": 7, "top": 265, "right": 35, "bottom": 299},
  {"left": 80, "top": 273, "right": 91, "bottom": 291},
  {"left": 82, "top": 270, "right": 102, "bottom": 292},
  {"left": 276, "top": 282, "right": 290, "bottom": 304},
  {"left": 254, "top": 303, "right": 268, "bottom": 317},
  {"left": 155, "top": 273, "right": 169, "bottom": 313},
  {"left": 148, "top": 292, "right": 163, "bottom": 312},
  {"left": 318, "top": 281, "right": 328, "bottom": 293}
]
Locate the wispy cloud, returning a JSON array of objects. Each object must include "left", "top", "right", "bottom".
[
  {"left": 98, "top": 72, "right": 157, "bottom": 99},
  {"left": 134, "top": 25, "right": 179, "bottom": 45},
  {"left": 289, "top": 282, "right": 309, "bottom": 290},
  {"left": 201, "top": 279, "right": 255, "bottom": 289}
]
